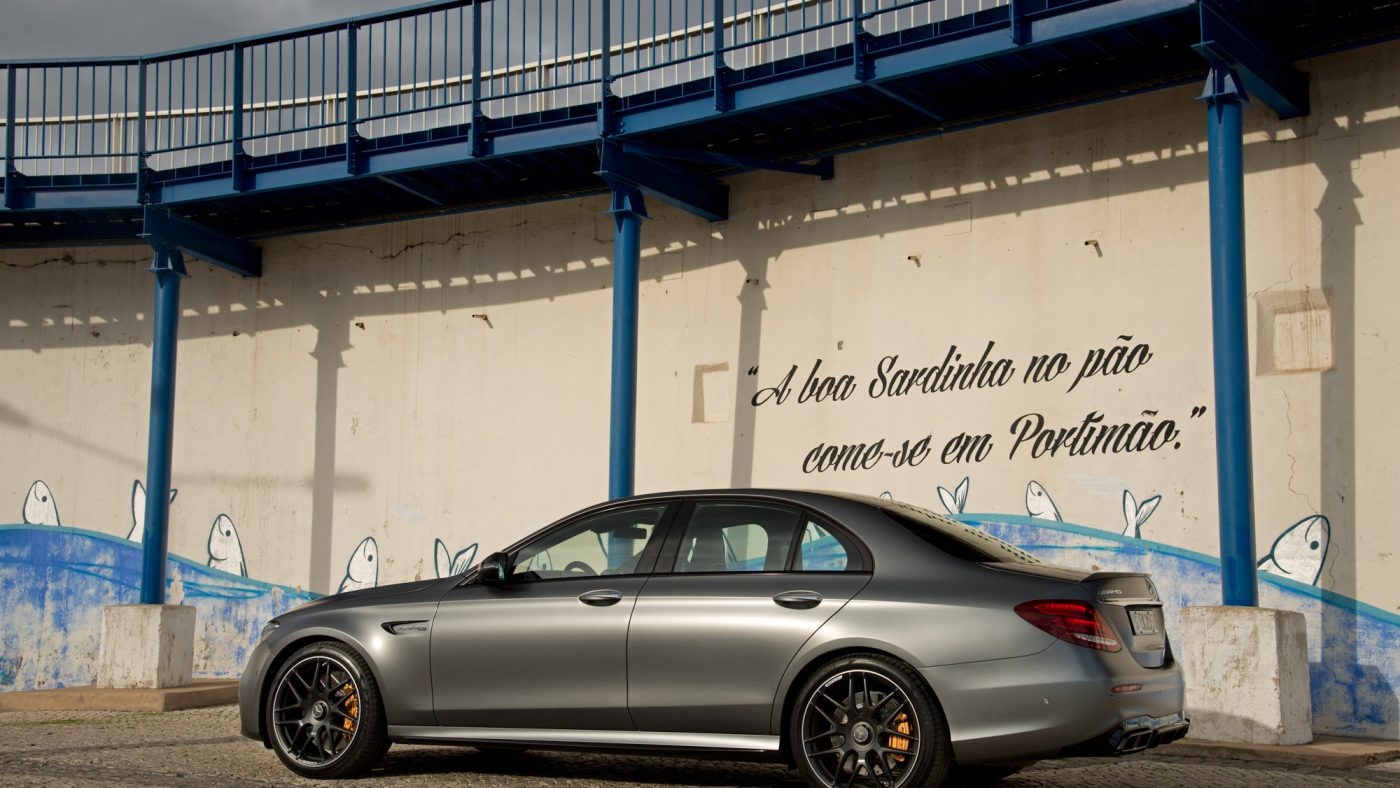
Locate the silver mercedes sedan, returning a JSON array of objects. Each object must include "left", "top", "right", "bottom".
[{"left": 239, "top": 490, "right": 1187, "bottom": 785}]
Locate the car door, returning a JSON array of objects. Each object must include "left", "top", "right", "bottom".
[
  {"left": 626, "top": 499, "right": 872, "bottom": 734},
  {"left": 429, "top": 501, "right": 675, "bottom": 730}
]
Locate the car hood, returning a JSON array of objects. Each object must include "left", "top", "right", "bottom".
[{"left": 284, "top": 577, "right": 454, "bottom": 616}]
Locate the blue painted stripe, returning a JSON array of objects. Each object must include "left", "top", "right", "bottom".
[
  {"left": 0, "top": 524, "right": 320, "bottom": 599},
  {"left": 955, "top": 513, "right": 1400, "bottom": 628}
]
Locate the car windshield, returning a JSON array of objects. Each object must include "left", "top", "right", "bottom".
[{"left": 854, "top": 496, "right": 1041, "bottom": 564}]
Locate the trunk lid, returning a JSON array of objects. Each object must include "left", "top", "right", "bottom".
[{"left": 1081, "top": 572, "right": 1169, "bottom": 668}]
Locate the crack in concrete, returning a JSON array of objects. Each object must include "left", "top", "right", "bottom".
[
  {"left": 294, "top": 224, "right": 516, "bottom": 262},
  {"left": 1273, "top": 381, "right": 1318, "bottom": 513},
  {"left": 1, "top": 255, "right": 145, "bottom": 270}
]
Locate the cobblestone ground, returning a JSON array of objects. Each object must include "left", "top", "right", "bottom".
[{"left": 2, "top": 706, "right": 1399, "bottom": 787}]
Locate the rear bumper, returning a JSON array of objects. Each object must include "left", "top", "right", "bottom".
[
  {"left": 1062, "top": 712, "right": 1190, "bottom": 756},
  {"left": 920, "top": 639, "right": 1186, "bottom": 765}
]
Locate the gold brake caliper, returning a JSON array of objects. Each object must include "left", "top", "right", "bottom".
[
  {"left": 886, "top": 712, "right": 912, "bottom": 763},
  {"left": 341, "top": 682, "right": 359, "bottom": 733}
]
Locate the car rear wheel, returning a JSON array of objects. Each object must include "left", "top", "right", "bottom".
[
  {"left": 790, "top": 654, "right": 952, "bottom": 788},
  {"left": 265, "top": 641, "right": 389, "bottom": 778}
]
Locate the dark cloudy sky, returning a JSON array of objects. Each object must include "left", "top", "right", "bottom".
[{"left": 0, "top": 1, "right": 404, "bottom": 59}]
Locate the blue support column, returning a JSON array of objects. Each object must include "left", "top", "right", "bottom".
[
  {"left": 607, "top": 185, "right": 647, "bottom": 500},
  {"left": 139, "top": 245, "right": 188, "bottom": 605},
  {"left": 1201, "top": 66, "right": 1258, "bottom": 607}
]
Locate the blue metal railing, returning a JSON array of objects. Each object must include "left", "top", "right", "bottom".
[{"left": 0, "top": 0, "right": 1007, "bottom": 182}]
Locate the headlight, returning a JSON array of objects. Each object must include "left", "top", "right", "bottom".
[{"left": 259, "top": 620, "right": 281, "bottom": 643}]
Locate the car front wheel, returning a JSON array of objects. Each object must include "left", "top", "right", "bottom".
[
  {"left": 790, "top": 654, "right": 952, "bottom": 788},
  {"left": 265, "top": 640, "right": 389, "bottom": 778}
]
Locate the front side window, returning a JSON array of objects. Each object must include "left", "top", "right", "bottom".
[
  {"left": 673, "top": 502, "right": 801, "bottom": 573},
  {"left": 512, "top": 504, "right": 667, "bottom": 581}
]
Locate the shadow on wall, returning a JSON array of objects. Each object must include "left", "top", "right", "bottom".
[
  {"left": 962, "top": 514, "right": 1400, "bottom": 741},
  {"left": 1316, "top": 112, "right": 1365, "bottom": 747},
  {"left": 2, "top": 68, "right": 1398, "bottom": 594}
]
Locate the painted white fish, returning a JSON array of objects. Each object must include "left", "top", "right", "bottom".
[
  {"left": 1258, "top": 514, "right": 1330, "bottom": 586},
  {"left": 207, "top": 514, "right": 247, "bottom": 577},
  {"left": 22, "top": 480, "right": 60, "bottom": 526},
  {"left": 127, "top": 480, "right": 178, "bottom": 543},
  {"left": 1025, "top": 481, "right": 1062, "bottom": 522},
  {"left": 878, "top": 491, "right": 894, "bottom": 501},
  {"left": 339, "top": 536, "right": 379, "bottom": 593},
  {"left": 434, "top": 539, "right": 479, "bottom": 579},
  {"left": 938, "top": 477, "right": 970, "bottom": 515},
  {"left": 1121, "top": 490, "right": 1162, "bottom": 539}
]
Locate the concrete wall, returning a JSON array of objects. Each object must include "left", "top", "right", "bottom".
[{"left": 2, "top": 41, "right": 1397, "bottom": 737}]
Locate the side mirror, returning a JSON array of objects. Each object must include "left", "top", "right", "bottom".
[{"left": 478, "top": 552, "right": 509, "bottom": 585}]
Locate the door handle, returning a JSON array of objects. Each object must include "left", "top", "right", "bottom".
[
  {"left": 578, "top": 589, "right": 624, "bottom": 606},
  {"left": 773, "top": 590, "right": 823, "bottom": 609}
]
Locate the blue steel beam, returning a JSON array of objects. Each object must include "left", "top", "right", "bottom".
[
  {"left": 231, "top": 47, "right": 250, "bottom": 192},
  {"left": 870, "top": 83, "right": 948, "bottom": 123},
  {"left": 597, "top": 142, "right": 728, "bottom": 222},
  {"left": 346, "top": 22, "right": 368, "bottom": 176},
  {"left": 138, "top": 245, "right": 188, "bottom": 605},
  {"left": 469, "top": 0, "right": 486, "bottom": 157},
  {"left": 1200, "top": 66, "right": 1258, "bottom": 607},
  {"left": 155, "top": 121, "right": 601, "bottom": 206},
  {"left": 1009, "top": 0, "right": 1030, "bottom": 46},
  {"left": 376, "top": 173, "right": 449, "bottom": 206},
  {"left": 5, "top": 0, "right": 1201, "bottom": 225},
  {"left": 621, "top": 0, "right": 1195, "bottom": 135},
  {"left": 1194, "top": 2, "right": 1309, "bottom": 120},
  {"left": 4, "top": 67, "right": 19, "bottom": 210},
  {"left": 712, "top": 0, "right": 733, "bottom": 112},
  {"left": 140, "top": 205, "right": 262, "bottom": 278},
  {"left": 620, "top": 140, "right": 833, "bottom": 180},
  {"left": 607, "top": 185, "right": 647, "bottom": 500}
]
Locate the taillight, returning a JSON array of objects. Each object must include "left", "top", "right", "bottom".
[{"left": 1015, "top": 600, "right": 1122, "bottom": 652}]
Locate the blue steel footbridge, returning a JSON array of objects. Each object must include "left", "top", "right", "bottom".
[
  {"left": 2, "top": 0, "right": 1398, "bottom": 603},
  {"left": 3, "top": 0, "right": 1392, "bottom": 244}
]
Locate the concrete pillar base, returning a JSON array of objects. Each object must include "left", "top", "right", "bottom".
[
  {"left": 1181, "top": 605, "right": 1312, "bottom": 745},
  {"left": 97, "top": 604, "right": 196, "bottom": 689}
]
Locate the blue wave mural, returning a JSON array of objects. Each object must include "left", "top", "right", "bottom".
[
  {"left": 4, "top": 516, "right": 1395, "bottom": 740},
  {"left": 0, "top": 524, "right": 318, "bottom": 691},
  {"left": 959, "top": 514, "right": 1400, "bottom": 740}
]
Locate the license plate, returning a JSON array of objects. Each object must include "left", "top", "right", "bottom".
[{"left": 1129, "top": 609, "right": 1160, "bottom": 635}]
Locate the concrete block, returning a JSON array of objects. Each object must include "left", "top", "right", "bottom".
[
  {"left": 1180, "top": 606, "right": 1312, "bottom": 745},
  {"left": 97, "top": 604, "right": 197, "bottom": 689},
  {"left": 1255, "top": 288, "right": 1333, "bottom": 374},
  {"left": 0, "top": 679, "right": 239, "bottom": 712}
]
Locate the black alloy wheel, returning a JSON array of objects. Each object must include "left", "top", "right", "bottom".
[
  {"left": 266, "top": 640, "right": 389, "bottom": 778},
  {"left": 791, "top": 654, "right": 951, "bottom": 788}
]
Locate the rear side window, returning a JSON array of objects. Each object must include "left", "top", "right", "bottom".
[
  {"left": 673, "top": 502, "right": 801, "bottom": 573},
  {"left": 795, "top": 521, "right": 850, "bottom": 571},
  {"left": 878, "top": 502, "right": 1040, "bottom": 564}
]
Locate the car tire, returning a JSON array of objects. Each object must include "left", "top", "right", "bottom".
[
  {"left": 789, "top": 653, "right": 952, "bottom": 788},
  {"left": 265, "top": 640, "right": 390, "bottom": 779}
]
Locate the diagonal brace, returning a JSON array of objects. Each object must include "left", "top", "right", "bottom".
[
  {"left": 1194, "top": 1, "right": 1308, "bottom": 120},
  {"left": 377, "top": 173, "right": 449, "bottom": 206},
  {"left": 620, "top": 140, "right": 833, "bottom": 180},
  {"left": 140, "top": 205, "right": 262, "bottom": 278},
  {"left": 871, "top": 83, "right": 948, "bottom": 123},
  {"left": 597, "top": 141, "right": 729, "bottom": 222}
]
